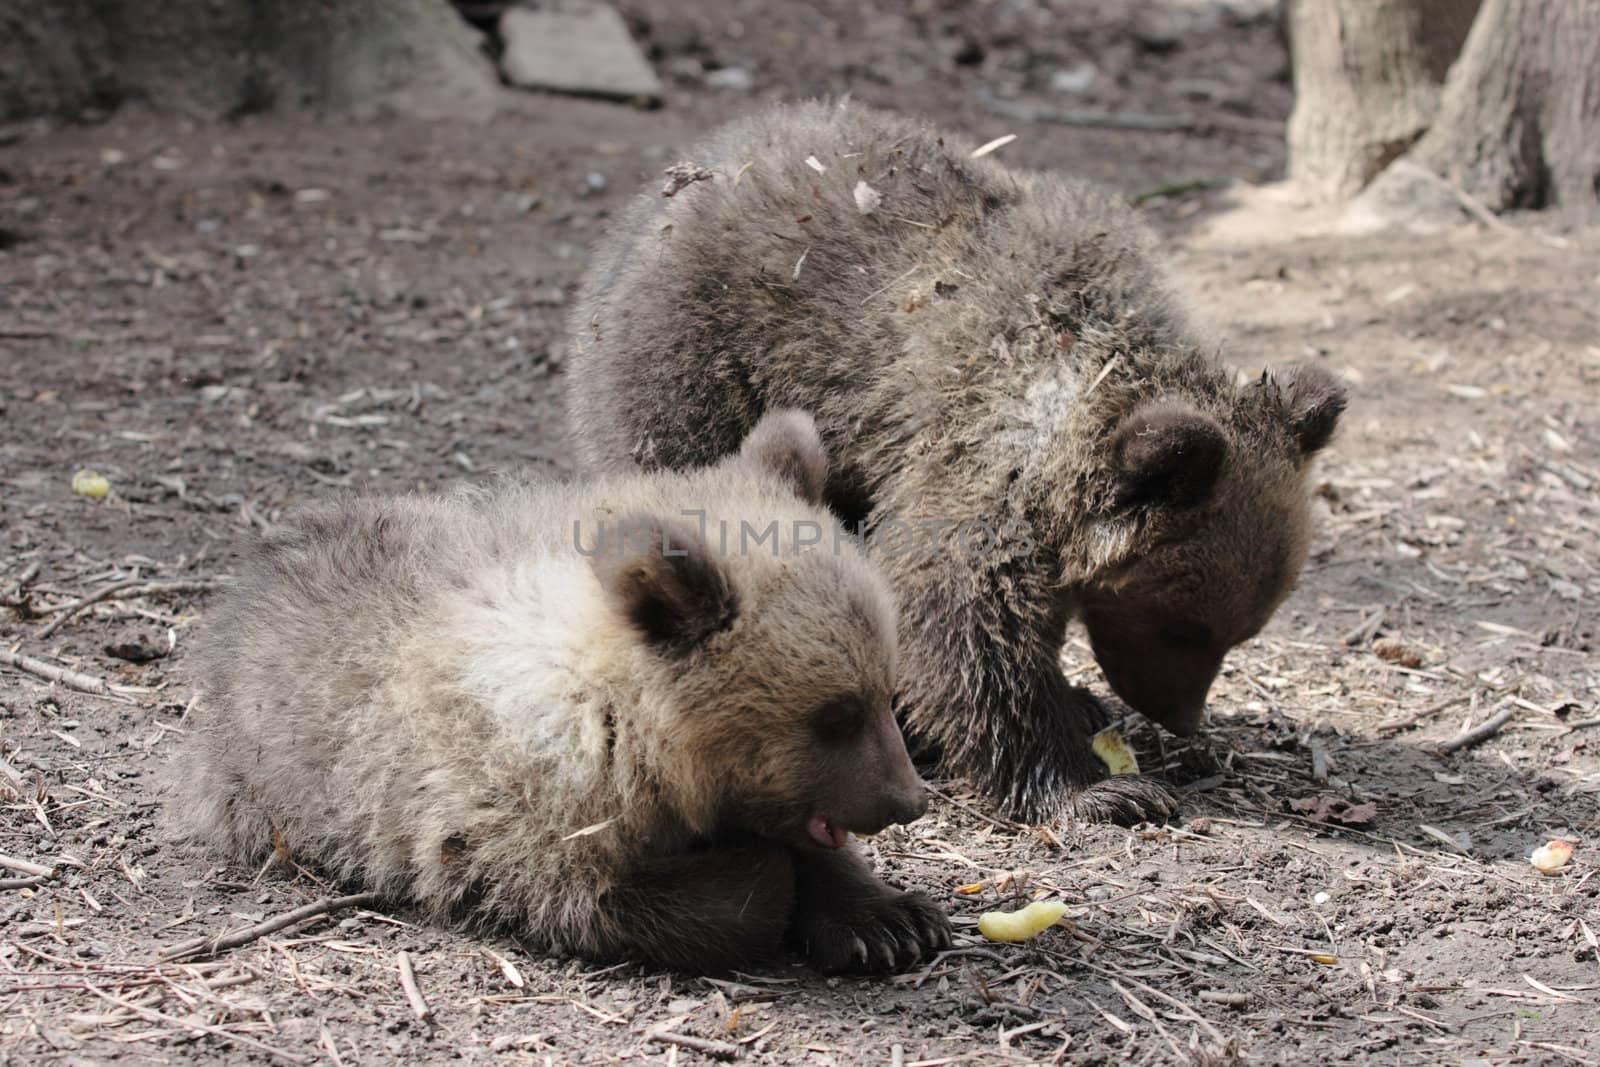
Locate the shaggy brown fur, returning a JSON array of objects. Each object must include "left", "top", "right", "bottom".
[
  {"left": 169, "top": 411, "right": 950, "bottom": 973},
  {"left": 567, "top": 102, "right": 1347, "bottom": 825}
]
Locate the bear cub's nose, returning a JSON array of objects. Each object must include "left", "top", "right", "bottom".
[{"left": 884, "top": 784, "right": 928, "bottom": 827}]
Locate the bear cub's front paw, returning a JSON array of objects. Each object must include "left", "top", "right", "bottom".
[
  {"left": 1068, "top": 774, "right": 1181, "bottom": 826},
  {"left": 794, "top": 889, "right": 951, "bottom": 974}
]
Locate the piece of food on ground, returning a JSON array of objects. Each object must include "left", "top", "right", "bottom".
[
  {"left": 1091, "top": 728, "right": 1140, "bottom": 776},
  {"left": 71, "top": 469, "right": 110, "bottom": 500},
  {"left": 1531, "top": 839, "right": 1574, "bottom": 873},
  {"left": 977, "top": 900, "right": 1069, "bottom": 942}
]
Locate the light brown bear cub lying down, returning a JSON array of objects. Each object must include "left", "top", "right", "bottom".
[{"left": 170, "top": 411, "right": 950, "bottom": 973}]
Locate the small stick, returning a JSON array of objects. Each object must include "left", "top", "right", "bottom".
[
  {"left": 1197, "top": 990, "right": 1250, "bottom": 1007},
  {"left": 159, "top": 892, "right": 377, "bottom": 962},
  {"left": 0, "top": 560, "right": 42, "bottom": 604},
  {"left": 36, "top": 578, "right": 221, "bottom": 639},
  {"left": 320, "top": 1029, "right": 347, "bottom": 1067},
  {"left": 1386, "top": 160, "right": 1512, "bottom": 235},
  {"left": 1309, "top": 739, "right": 1330, "bottom": 784},
  {"left": 914, "top": 945, "right": 1012, "bottom": 986},
  {"left": 1377, "top": 692, "right": 1474, "bottom": 735},
  {"left": 969, "top": 133, "right": 1017, "bottom": 159},
  {"left": 1131, "top": 178, "right": 1228, "bottom": 206},
  {"left": 1435, "top": 706, "right": 1518, "bottom": 754},
  {"left": 1341, "top": 606, "right": 1386, "bottom": 647},
  {"left": 0, "top": 754, "right": 24, "bottom": 789},
  {"left": 0, "top": 853, "right": 55, "bottom": 878},
  {"left": 396, "top": 951, "right": 431, "bottom": 1021},
  {"left": 83, "top": 983, "right": 311, "bottom": 1065},
  {"left": 0, "top": 648, "right": 109, "bottom": 695},
  {"left": 0, "top": 875, "right": 50, "bottom": 890},
  {"left": 923, "top": 782, "right": 1023, "bottom": 833},
  {"left": 1385, "top": 160, "right": 1568, "bottom": 250},
  {"left": 647, "top": 1033, "right": 740, "bottom": 1060}
]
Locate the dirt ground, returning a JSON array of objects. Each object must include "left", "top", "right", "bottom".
[{"left": 2, "top": 1, "right": 1598, "bottom": 1064}]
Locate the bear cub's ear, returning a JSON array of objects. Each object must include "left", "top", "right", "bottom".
[
  {"left": 1276, "top": 364, "right": 1347, "bottom": 457},
  {"left": 590, "top": 516, "right": 737, "bottom": 656},
  {"left": 737, "top": 409, "right": 829, "bottom": 506},
  {"left": 1111, "top": 401, "right": 1228, "bottom": 510}
]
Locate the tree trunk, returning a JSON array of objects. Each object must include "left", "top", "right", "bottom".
[
  {"left": 1396, "top": 0, "right": 1600, "bottom": 221},
  {"left": 0, "top": 0, "right": 499, "bottom": 124},
  {"left": 0, "top": 0, "right": 112, "bottom": 121},
  {"left": 1285, "top": 0, "right": 1481, "bottom": 201}
]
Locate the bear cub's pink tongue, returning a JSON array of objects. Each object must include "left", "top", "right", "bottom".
[{"left": 807, "top": 814, "right": 849, "bottom": 849}]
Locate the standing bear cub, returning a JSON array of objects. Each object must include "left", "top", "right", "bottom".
[
  {"left": 568, "top": 102, "right": 1346, "bottom": 825},
  {"left": 170, "top": 411, "right": 950, "bottom": 974}
]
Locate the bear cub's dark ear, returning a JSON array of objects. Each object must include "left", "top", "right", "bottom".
[
  {"left": 737, "top": 409, "right": 828, "bottom": 506},
  {"left": 590, "top": 516, "right": 737, "bottom": 656},
  {"left": 1277, "top": 364, "right": 1347, "bottom": 457},
  {"left": 1111, "top": 402, "right": 1228, "bottom": 510}
]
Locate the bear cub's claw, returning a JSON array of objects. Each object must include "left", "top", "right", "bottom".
[
  {"left": 1068, "top": 775, "right": 1181, "bottom": 827},
  {"left": 796, "top": 889, "right": 952, "bottom": 974}
]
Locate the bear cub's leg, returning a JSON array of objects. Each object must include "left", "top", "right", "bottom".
[
  {"left": 789, "top": 847, "right": 951, "bottom": 973},
  {"left": 601, "top": 843, "right": 950, "bottom": 975},
  {"left": 601, "top": 845, "right": 797, "bottom": 973}
]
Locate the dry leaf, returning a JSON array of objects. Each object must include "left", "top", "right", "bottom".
[
  {"left": 1289, "top": 796, "right": 1377, "bottom": 827},
  {"left": 1373, "top": 636, "right": 1424, "bottom": 668}
]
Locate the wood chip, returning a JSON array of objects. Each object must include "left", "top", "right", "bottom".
[
  {"left": 396, "top": 951, "right": 431, "bottom": 1021},
  {"left": 969, "top": 133, "right": 1017, "bottom": 159}
]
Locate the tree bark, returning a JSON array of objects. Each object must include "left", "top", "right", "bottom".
[
  {"left": 1397, "top": 0, "right": 1600, "bottom": 221},
  {"left": 0, "top": 0, "right": 499, "bottom": 124},
  {"left": 0, "top": 0, "right": 112, "bottom": 121},
  {"left": 1285, "top": 0, "right": 1481, "bottom": 201}
]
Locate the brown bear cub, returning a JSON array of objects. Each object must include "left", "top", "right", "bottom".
[
  {"left": 170, "top": 411, "right": 950, "bottom": 973},
  {"left": 568, "top": 102, "right": 1347, "bottom": 825}
]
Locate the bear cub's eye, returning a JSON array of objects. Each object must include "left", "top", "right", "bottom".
[
  {"left": 1159, "top": 620, "right": 1212, "bottom": 649},
  {"left": 812, "top": 696, "right": 867, "bottom": 744}
]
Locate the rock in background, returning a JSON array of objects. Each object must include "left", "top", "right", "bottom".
[
  {"left": 0, "top": 0, "right": 500, "bottom": 123},
  {"left": 498, "top": 1, "right": 662, "bottom": 105}
]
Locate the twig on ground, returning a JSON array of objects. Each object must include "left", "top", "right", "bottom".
[
  {"left": 0, "top": 853, "right": 55, "bottom": 878},
  {"left": 1388, "top": 160, "right": 1568, "bottom": 249},
  {"left": 1310, "top": 739, "right": 1330, "bottom": 784},
  {"left": 35, "top": 578, "right": 222, "bottom": 639},
  {"left": 648, "top": 1032, "right": 741, "bottom": 1060},
  {"left": 1131, "top": 178, "right": 1228, "bottom": 206},
  {"left": 0, "top": 647, "right": 113, "bottom": 695},
  {"left": 82, "top": 983, "right": 311, "bottom": 1064},
  {"left": 396, "top": 950, "right": 431, "bottom": 1021},
  {"left": 1341, "top": 606, "right": 1386, "bottom": 647},
  {"left": 923, "top": 782, "right": 1023, "bottom": 833},
  {"left": 1388, "top": 160, "right": 1511, "bottom": 233},
  {"left": 1110, "top": 980, "right": 1188, "bottom": 1062},
  {"left": 1435, "top": 705, "right": 1518, "bottom": 754},
  {"left": 1377, "top": 692, "right": 1475, "bottom": 735},
  {"left": 0, "top": 753, "right": 26, "bottom": 790},
  {"left": 0, "top": 560, "right": 42, "bottom": 605},
  {"left": 159, "top": 892, "right": 378, "bottom": 962},
  {"left": 0, "top": 875, "right": 50, "bottom": 890}
]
